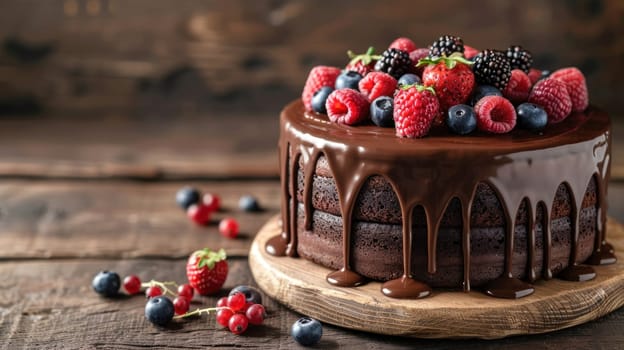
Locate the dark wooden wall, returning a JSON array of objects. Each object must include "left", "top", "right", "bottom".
[{"left": 0, "top": 0, "right": 622, "bottom": 118}]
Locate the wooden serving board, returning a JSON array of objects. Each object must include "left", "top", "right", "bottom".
[{"left": 249, "top": 216, "right": 624, "bottom": 339}]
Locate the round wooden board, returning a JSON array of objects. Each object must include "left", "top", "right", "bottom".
[{"left": 249, "top": 216, "right": 624, "bottom": 339}]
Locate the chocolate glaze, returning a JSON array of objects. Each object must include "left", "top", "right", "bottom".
[{"left": 267, "top": 100, "right": 616, "bottom": 299}]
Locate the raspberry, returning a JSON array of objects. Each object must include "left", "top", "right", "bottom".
[
  {"left": 464, "top": 45, "right": 479, "bottom": 59},
  {"left": 528, "top": 68, "right": 543, "bottom": 85},
  {"left": 550, "top": 67, "right": 589, "bottom": 112},
  {"left": 389, "top": 37, "right": 417, "bottom": 53},
  {"left": 474, "top": 95, "right": 517, "bottom": 133},
  {"left": 301, "top": 66, "right": 341, "bottom": 111},
  {"left": 393, "top": 85, "right": 440, "bottom": 138},
  {"left": 528, "top": 78, "right": 572, "bottom": 123},
  {"left": 409, "top": 48, "right": 430, "bottom": 75},
  {"left": 503, "top": 69, "right": 531, "bottom": 104},
  {"left": 325, "top": 89, "right": 370, "bottom": 125},
  {"left": 358, "top": 72, "right": 397, "bottom": 102}
]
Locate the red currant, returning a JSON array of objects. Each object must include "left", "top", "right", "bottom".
[
  {"left": 228, "top": 313, "right": 249, "bottom": 335},
  {"left": 186, "top": 204, "right": 212, "bottom": 225},
  {"left": 219, "top": 218, "right": 239, "bottom": 239},
  {"left": 123, "top": 275, "right": 141, "bottom": 295},
  {"left": 173, "top": 296, "right": 190, "bottom": 315},
  {"left": 145, "top": 286, "right": 162, "bottom": 298},
  {"left": 216, "top": 308, "right": 234, "bottom": 327},
  {"left": 216, "top": 296, "right": 228, "bottom": 308},
  {"left": 227, "top": 292, "right": 246, "bottom": 312},
  {"left": 246, "top": 304, "right": 266, "bottom": 325},
  {"left": 203, "top": 193, "right": 220, "bottom": 212},
  {"left": 239, "top": 301, "right": 254, "bottom": 314},
  {"left": 177, "top": 284, "right": 194, "bottom": 300}
]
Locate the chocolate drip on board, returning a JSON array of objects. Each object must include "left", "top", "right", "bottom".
[{"left": 267, "top": 100, "right": 615, "bottom": 299}]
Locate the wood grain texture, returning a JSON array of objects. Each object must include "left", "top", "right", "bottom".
[{"left": 250, "top": 216, "right": 624, "bottom": 339}]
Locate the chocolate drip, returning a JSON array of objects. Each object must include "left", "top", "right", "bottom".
[{"left": 268, "top": 100, "right": 614, "bottom": 299}]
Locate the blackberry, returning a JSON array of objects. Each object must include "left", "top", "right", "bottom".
[
  {"left": 472, "top": 50, "right": 512, "bottom": 90},
  {"left": 429, "top": 35, "right": 464, "bottom": 58},
  {"left": 506, "top": 45, "right": 533, "bottom": 73},
  {"left": 374, "top": 48, "right": 412, "bottom": 79}
]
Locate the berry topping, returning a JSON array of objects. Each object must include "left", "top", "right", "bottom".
[
  {"left": 346, "top": 47, "right": 378, "bottom": 77},
  {"left": 397, "top": 73, "right": 421, "bottom": 87},
  {"left": 389, "top": 37, "right": 417, "bottom": 53},
  {"left": 446, "top": 104, "right": 477, "bottom": 135},
  {"left": 177, "top": 283, "right": 194, "bottom": 300},
  {"left": 370, "top": 96, "right": 394, "bottom": 128},
  {"left": 311, "top": 86, "right": 333, "bottom": 114},
  {"left": 472, "top": 49, "right": 512, "bottom": 90},
  {"left": 145, "top": 296, "right": 174, "bottom": 327},
  {"left": 470, "top": 85, "right": 503, "bottom": 105},
  {"left": 463, "top": 45, "right": 480, "bottom": 59},
  {"left": 516, "top": 103, "right": 548, "bottom": 130},
  {"left": 418, "top": 54, "right": 475, "bottom": 112},
  {"left": 238, "top": 195, "right": 261, "bottom": 212},
  {"left": 503, "top": 69, "right": 532, "bottom": 104},
  {"left": 176, "top": 187, "right": 200, "bottom": 210},
  {"left": 550, "top": 67, "right": 589, "bottom": 112},
  {"left": 302, "top": 66, "right": 341, "bottom": 111},
  {"left": 429, "top": 35, "right": 464, "bottom": 58},
  {"left": 291, "top": 317, "right": 323, "bottom": 346},
  {"left": 229, "top": 285, "right": 263, "bottom": 305},
  {"left": 374, "top": 48, "right": 413, "bottom": 79},
  {"left": 219, "top": 218, "right": 239, "bottom": 239},
  {"left": 216, "top": 307, "right": 234, "bottom": 327},
  {"left": 92, "top": 271, "right": 120, "bottom": 297},
  {"left": 358, "top": 72, "right": 397, "bottom": 102},
  {"left": 325, "top": 89, "right": 370, "bottom": 125},
  {"left": 145, "top": 285, "right": 163, "bottom": 298},
  {"left": 228, "top": 313, "right": 249, "bottom": 335},
  {"left": 506, "top": 45, "right": 533, "bottom": 73},
  {"left": 335, "top": 70, "right": 363, "bottom": 90},
  {"left": 393, "top": 85, "right": 440, "bottom": 138},
  {"left": 186, "top": 203, "right": 212, "bottom": 225},
  {"left": 474, "top": 95, "right": 517, "bottom": 133},
  {"left": 528, "top": 78, "right": 572, "bottom": 123},
  {"left": 202, "top": 193, "right": 220, "bottom": 212},
  {"left": 123, "top": 275, "right": 141, "bottom": 295},
  {"left": 186, "top": 248, "right": 228, "bottom": 295},
  {"left": 173, "top": 296, "right": 190, "bottom": 315},
  {"left": 245, "top": 304, "right": 266, "bottom": 325}
]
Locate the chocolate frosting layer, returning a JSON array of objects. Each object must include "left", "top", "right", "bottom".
[{"left": 267, "top": 100, "right": 615, "bottom": 299}]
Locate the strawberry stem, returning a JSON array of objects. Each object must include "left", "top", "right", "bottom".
[
  {"left": 416, "top": 52, "right": 473, "bottom": 69},
  {"left": 399, "top": 83, "right": 436, "bottom": 95},
  {"left": 347, "top": 46, "right": 381, "bottom": 65}
]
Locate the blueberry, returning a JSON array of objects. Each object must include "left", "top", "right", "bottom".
[
  {"left": 446, "top": 104, "right": 477, "bottom": 135},
  {"left": 239, "top": 195, "right": 261, "bottom": 212},
  {"left": 397, "top": 73, "right": 421, "bottom": 87},
  {"left": 176, "top": 186, "right": 200, "bottom": 210},
  {"left": 145, "top": 296, "right": 174, "bottom": 326},
  {"left": 470, "top": 85, "right": 502, "bottom": 105},
  {"left": 92, "top": 270, "right": 120, "bottom": 297},
  {"left": 370, "top": 96, "right": 394, "bottom": 128},
  {"left": 291, "top": 317, "right": 323, "bottom": 346},
  {"left": 311, "top": 86, "right": 333, "bottom": 114},
  {"left": 541, "top": 70, "right": 551, "bottom": 79},
  {"left": 335, "top": 70, "right": 363, "bottom": 90},
  {"left": 516, "top": 103, "right": 548, "bottom": 130},
  {"left": 229, "top": 285, "right": 263, "bottom": 305}
]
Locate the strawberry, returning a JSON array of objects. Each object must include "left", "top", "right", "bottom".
[
  {"left": 358, "top": 72, "right": 397, "bottom": 102},
  {"left": 528, "top": 78, "right": 572, "bottom": 123},
  {"left": 550, "top": 67, "right": 589, "bottom": 112},
  {"left": 302, "top": 66, "right": 341, "bottom": 111},
  {"left": 474, "top": 95, "right": 516, "bottom": 133},
  {"left": 325, "top": 89, "right": 370, "bottom": 125},
  {"left": 419, "top": 54, "right": 476, "bottom": 112},
  {"left": 345, "top": 47, "right": 379, "bottom": 77},
  {"left": 186, "top": 248, "right": 228, "bottom": 295},
  {"left": 389, "top": 37, "right": 417, "bottom": 53},
  {"left": 503, "top": 69, "right": 531, "bottom": 104},
  {"left": 393, "top": 85, "right": 440, "bottom": 138}
]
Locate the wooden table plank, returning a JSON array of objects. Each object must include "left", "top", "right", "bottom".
[{"left": 1, "top": 258, "right": 622, "bottom": 349}]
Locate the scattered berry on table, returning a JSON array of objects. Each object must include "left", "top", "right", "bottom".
[
  {"left": 370, "top": 96, "right": 394, "bottom": 128},
  {"left": 176, "top": 187, "right": 200, "bottom": 210},
  {"left": 246, "top": 304, "right": 266, "bottom": 325},
  {"left": 177, "top": 283, "right": 194, "bottom": 300},
  {"left": 123, "top": 275, "right": 141, "bottom": 295},
  {"left": 186, "top": 204, "right": 212, "bottom": 225},
  {"left": 229, "top": 285, "right": 263, "bottom": 305},
  {"left": 550, "top": 67, "right": 589, "bottom": 112},
  {"left": 463, "top": 45, "right": 480, "bottom": 60},
  {"left": 202, "top": 193, "right": 220, "bottom": 212},
  {"left": 506, "top": 45, "right": 533, "bottom": 73},
  {"left": 219, "top": 218, "right": 240, "bottom": 239},
  {"left": 145, "top": 285, "right": 163, "bottom": 299},
  {"left": 389, "top": 37, "right": 417, "bottom": 53},
  {"left": 419, "top": 54, "right": 476, "bottom": 112},
  {"left": 528, "top": 78, "right": 572, "bottom": 123},
  {"left": 173, "top": 296, "right": 190, "bottom": 315},
  {"left": 374, "top": 48, "right": 413, "bottom": 79},
  {"left": 470, "top": 85, "right": 502, "bottom": 106},
  {"left": 217, "top": 296, "right": 228, "bottom": 308},
  {"left": 446, "top": 104, "right": 477, "bottom": 135},
  {"left": 227, "top": 292, "right": 247, "bottom": 312},
  {"left": 472, "top": 49, "right": 512, "bottom": 90},
  {"left": 228, "top": 313, "right": 249, "bottom": 335},
  {"left": 516, "top": 103, "right": 548, "bottom": 130},
  {"left": 474, "top": 95, "right": 517, "bottom": 133},
  {"left": 186, "top": 248, "right": 228, "bottom": 295},
  {"left": 393, "top": 85, "right": 440, "bottom": 138},
  {"left": 358, "top": 72, "right": 397, "bottom": 102},
  {"left": 302, "top": 66, "right": 341, "bottom": 111},
  {"left": 92, "top": 271, "right": 120, "bottom": 297},
  {"left": 325, "top": 89, "right": 370, "bottom": 125},
  {"left": 429, "top": 35, "right": 464, "bottom": 58},
  {"left": 398, "top": 73, "right": 421, "bottom": 87},
  {"left": 238, "top": 195, "right": 261, "bottom": 212},
  {"left": 311, "top": 86, "right": 334, "bottom": 114},
  {"left": 291, "top": 317, "right": 323, "bottom": 346},
  {"left": 145, "top": 296, "right": 174, "bottom": 327},
  {"left": 335, "top": 70, "right": 363, "bottom": 90},
  {"left": 345, "top": 47, "right": 378, "bottom": 77},
  {"left": 503, "top": 69, "right": 532, "bottom": 104},
  {"left": 216, "top": 307, "right": 234, "bottom": 327}
]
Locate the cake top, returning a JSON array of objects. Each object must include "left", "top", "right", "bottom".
[{"left": 301, "top": 35, "right": 590, "bottom": 138}]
